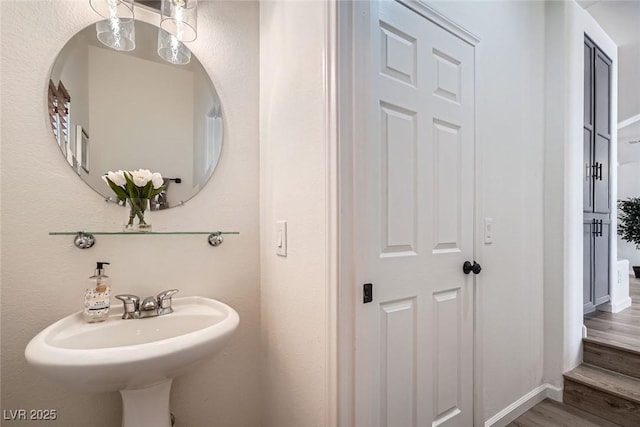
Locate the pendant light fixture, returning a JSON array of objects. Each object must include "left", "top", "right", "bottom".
[
  {"left": 157, "top": 29, "right": 191, "bottom": 65},
  {"left": 90, "top": 0, "right": 136, "bottom": 51},
  {"left": 160, "top": 0, "right": 198, "bottom": 42},
  {"left": 89, "top": 0, "right": 198, "bottom": 65},
  {"left": 89, "top": 0, "right": 134, "bottom": 20}
]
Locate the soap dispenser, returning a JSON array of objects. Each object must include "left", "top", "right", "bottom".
[{"left": 83, "top": 262, "right": 111, "bottom": 323}]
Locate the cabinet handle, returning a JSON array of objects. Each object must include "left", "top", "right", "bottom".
[
  {"left": 592, "top": 219, "right": 604, "bottom": 237},
  {"left": 586, "top": 163, "right": 591, "bottom": 179},
  {"left": 597, "top": 163, "right": 603, "bottom": 181}
]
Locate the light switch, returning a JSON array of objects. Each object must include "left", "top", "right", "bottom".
[
  {"left": 484, "top": 218, "right": 493, "bottom": 244},
  {"left": 276, "top": 221, "right": 287, "bottom": 256}
]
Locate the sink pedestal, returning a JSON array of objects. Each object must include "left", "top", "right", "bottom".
[{"left": 120, "top": 380, "right": 173, "bottom": 427}]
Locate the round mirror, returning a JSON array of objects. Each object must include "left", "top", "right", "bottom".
[{"left": 48, "top": 20, "right": 223, "bottom": 209}]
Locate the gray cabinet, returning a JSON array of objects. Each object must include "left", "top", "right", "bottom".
[
  {"left": 583, "top": 36, "right": 612, "bottom": 314},
  {"left": 584, "top": 37, "right": 612, "bottom": 214},
  {"left": 584, "top": 218, "right": 611, "bottom": 313}
]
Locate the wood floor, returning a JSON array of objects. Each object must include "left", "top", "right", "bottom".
[
  {"left": 507, "top": 399, "right": 620, "bottom": 426},
  {"left": 508, "top": 276, "right": 640, "bottom": 426},
  {"left": 584, "top": 277, "right": 640, "bottom": 350}
]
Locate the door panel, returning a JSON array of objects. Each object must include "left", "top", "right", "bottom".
[
  {"left": 594, "top": 221, "right": 610, "bottom": 306},
  {"left": 595, "top": 52, "right": 611, "bottom": 138},
  {"left": 433, "top": 119, "right": 462, "bottom": 253},
  {"left": 593, "top": 133, "right": 610, "bottom": 213},
  {"left": 583, "top": 128, "right": 593, "bottom": 212},
  {"left": 380, "top": 298, "right": 417, "bottom": 427},
  {"left": 584, "top": 41, "right": 593, "bottom": 127},
  {"left": 355, "top": 2, "right": 475, "bottom": 426},
  {"left": 380, "top": 102, "right": 417, "bottom": 256},
  {"left": 583, "top": 221, "right": 594, "bottom": 312}
]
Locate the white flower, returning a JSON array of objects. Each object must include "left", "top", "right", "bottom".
[
  {"left": 131, "top": 169, "right": 152, "bottom": 187},
  {"left": 103, "top": 170, "right": 126, "bottom": 187},
  {"left": 151, "top": 172, "right": 164, "bottom": 190},
  {"left": 104, "top": 168, "right": 164, "bottom": 202}
]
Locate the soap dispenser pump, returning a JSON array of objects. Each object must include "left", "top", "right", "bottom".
[{"left": 83, "top": 261, "right": 111, "bottom": 323}]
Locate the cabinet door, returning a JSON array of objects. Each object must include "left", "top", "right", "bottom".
[
  {"left": 582, "top": 221, "right": 596, "bottom": 313},
  {"left": 583, "top": 221, "right": 594, "bottom": 313},
  {"left": 593, "top": 221, "right": 610, "bottom": 306},
  {"left": 593, "top": 50, "right": 611, "bottom": 214},
  {"left": 583, "top": 40, "right": 593, "bottom": 213}
]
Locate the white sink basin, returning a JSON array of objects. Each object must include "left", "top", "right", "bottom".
[{"left": 25, "top": 296, "right": 239, "bottom": 427}]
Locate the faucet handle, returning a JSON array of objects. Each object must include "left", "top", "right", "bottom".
[
  {"left": 157, "top": 289, "right": 179, "bottom": 310},
  {"left": 141, "top": 296, "right": 159, "bottom": 311},
  {"left": 115, "top": 294, "right": 140, "bottom": 319}
]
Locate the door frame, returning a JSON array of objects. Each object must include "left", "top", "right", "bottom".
[{"left": 334, "top": 1, "right": 482, "bottom": 425}]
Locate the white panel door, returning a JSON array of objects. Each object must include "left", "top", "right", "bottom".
[{"left": 354, "top": 2, "right": 476, "bottom": 426}]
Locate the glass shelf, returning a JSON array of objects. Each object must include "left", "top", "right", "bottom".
[
  {"left": 49, "top": 231, "right": 239, "bottom": 249},
  {"left": 49, "top": 231, "right": 239, "bottom": 236}
]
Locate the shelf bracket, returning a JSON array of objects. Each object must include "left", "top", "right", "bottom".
[
  {"left": 208, "top": 232, "right": 224, "bottom": 247},
  {"left": 74, "top": 232, "right": 96, "bottom": 249}
]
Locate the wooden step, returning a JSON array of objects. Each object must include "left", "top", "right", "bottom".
[
  {"left": 584, "top": 337, "right": 640, "bottom": 379},
  {"left": 586, "top": 321, "right": 640, "bottom": 350},
  {"left": 564, "top": 364, "right": 640, "bottom": 427}
]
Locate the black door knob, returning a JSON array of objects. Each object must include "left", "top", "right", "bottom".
[{"left": 463, "top": 261, "right": 482, "bottom": 275}]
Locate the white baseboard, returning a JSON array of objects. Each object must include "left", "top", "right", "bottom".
[
  {"left": 599, "top": 297, "right": 632, "bottom": 313},
  {"left": 484, "top": 383, "right": 562, "bottom": 427},
  {"left": 612, "top": 297, "right": 632, "bottom": 313},
  {"left": 545, "top": 384, "right": 563, "bottom": 402}
]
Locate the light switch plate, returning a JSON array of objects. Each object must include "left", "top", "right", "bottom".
[
  {"left": 484, "top": 218, "right": 493, "bottom": 244},
  {"left": 276, "top": 221, "right": 287, "bottom": 257}
]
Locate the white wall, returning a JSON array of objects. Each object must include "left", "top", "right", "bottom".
[
  {"left": 618, "top": 161, "right": 640, "bottom": 270},
  {"left": 543, "top": 0, "right": 619, "bottom": 390},
  {"left": 0, "top": 2, "right": 261, "bottom": 426},
  {"left": 618, "top": 44, "right": 640, "bottom": 123},
  {"left": 259, "top": 1, "right": 330, "bottom": 426},
  {"left": 542, "top": 0, "right": 568, "bottom": 397},
  {"left": 425, "top": 1, "right": 547, "bottom": 422}
]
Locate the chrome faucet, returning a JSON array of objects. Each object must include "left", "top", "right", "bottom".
[{"left": 115, "top": 289, "right": 179, "bottom": 319}]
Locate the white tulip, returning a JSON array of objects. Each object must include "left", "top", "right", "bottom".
[
  {"left": 131, "top": 169, "right": 152, "bottom": 187},
  {"left": 103, "top": 170, "right": 126, "bottom": 187},
  {"left": 111, "top": 170, "right": 127, "bottom": 187},
  {"left": 151, "top": 172, "right": 164, "bottom": 189}
]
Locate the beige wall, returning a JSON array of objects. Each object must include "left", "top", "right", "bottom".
[
  {"left": 0, "top": 2, "right": 261, "bottom": 426},
  {"left": 259, "top": 1, "right": 329, "bottom": 426}
]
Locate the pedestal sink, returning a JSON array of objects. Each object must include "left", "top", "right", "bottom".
[{"left": 25, "top": 296, "right": 239, "bottom": 427}]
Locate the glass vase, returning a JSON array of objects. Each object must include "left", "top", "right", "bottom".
[{"left": 124, "top": 197, "right": 152, "bottom": 232}]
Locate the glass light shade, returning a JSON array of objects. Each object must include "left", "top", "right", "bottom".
[
  {"left": 96, "top": 18, "right": 136, "bottom": 51},
  {"left": 157, "top": 29, "right": 191, "bottom": 65},
  {"left": 89, "top": 0, "right": 134, "bottom": 20},
  {"left": 160, "top": 0, "right": 197, "bottom": 42}
]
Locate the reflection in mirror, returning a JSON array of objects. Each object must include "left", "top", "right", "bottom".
[{"left": 48, "top": 20, "right": 222, "bottom": 209}]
